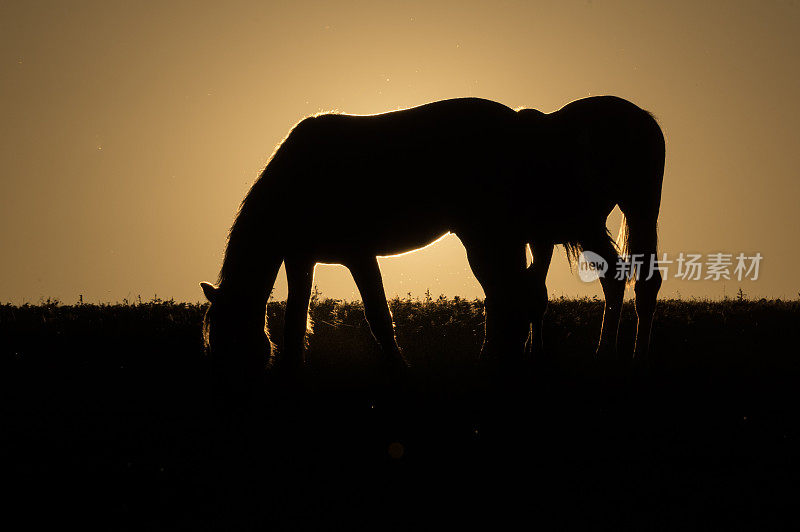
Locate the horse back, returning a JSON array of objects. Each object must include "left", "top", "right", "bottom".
[{"left": 270, "top": 97, "right": 521, "bottom": 205}]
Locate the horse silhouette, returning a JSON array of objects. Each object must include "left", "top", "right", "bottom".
[{"left": 201, "top": 96, "right": 664, "bottom": 374}]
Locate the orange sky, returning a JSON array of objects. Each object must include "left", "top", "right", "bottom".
[{"left": 2, "top": 0, "right": 798, "bottom": 303}]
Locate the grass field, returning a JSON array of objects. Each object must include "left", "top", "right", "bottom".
[{"left": 3, "top": 296, "right": 799, "bottom": 529}]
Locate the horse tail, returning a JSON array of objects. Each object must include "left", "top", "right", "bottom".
[
  {"left": 615, "top": 212, "right": 630, "bottom": 259},
  {"left": 616, "top": 110, "right": 665, "bottom": 283},
  {"left": 563, "top": 241, "right": 583, "bottom": 266}
]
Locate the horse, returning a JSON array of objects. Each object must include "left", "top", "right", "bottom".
[{"left": 200, "top": 96, "right": 665, "bottom": 376}]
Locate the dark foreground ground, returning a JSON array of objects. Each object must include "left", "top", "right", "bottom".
[{"left": 2, "top": 296, "right": 800, "bottom": 530}]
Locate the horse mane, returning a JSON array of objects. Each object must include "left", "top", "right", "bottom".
[
  {"left": 217, "top": 116, "right": 317, "bottom": 287},
  {"left": 218, "top": 184, "right": 268, "bottom": 287}
]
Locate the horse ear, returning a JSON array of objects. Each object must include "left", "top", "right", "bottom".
[{"left": 200, "top": 282, "right": 218, "bottom": 303}]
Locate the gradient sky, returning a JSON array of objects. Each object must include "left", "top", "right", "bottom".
[{"left": 2, "top": 0, "right": 799, "bottom": 303}]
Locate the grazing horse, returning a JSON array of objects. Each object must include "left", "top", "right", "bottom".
[{"left": 201, "top": 96, "right": 664, "bottom": 374}]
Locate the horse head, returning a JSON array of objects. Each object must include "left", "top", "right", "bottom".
[{"left": 200, "top": 281, "right": 272, "bottom": 372}]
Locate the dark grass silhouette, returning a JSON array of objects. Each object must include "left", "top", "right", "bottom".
[
  {"left": 201, "top": 96, "right": 664, "bottom": 383},
  {"left": 3, "top": 297, "right": 800, "bottom": 529}
]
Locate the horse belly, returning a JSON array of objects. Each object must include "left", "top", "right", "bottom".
[{"left": 301, "top": 206, "right": 452, "bottom": 263}]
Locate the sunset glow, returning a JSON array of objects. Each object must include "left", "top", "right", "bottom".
[{"left": 2, "top": 1, "right": 798, "bottom": 303}]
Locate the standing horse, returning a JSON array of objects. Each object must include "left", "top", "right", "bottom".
[{"left": 201, "top": 96, "right": 664, "bottom": 374}]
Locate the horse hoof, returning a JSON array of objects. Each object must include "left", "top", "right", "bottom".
[
  {"left": 387, "top": 357, "right": 411, "bottom": 379},
  {"left": 269, "top": 353, "right": 305, "bottom": 378},
  {"left": 631, "top": 353, "right": 653, "bottom": 377},
  {"left": 594, "top": 345, "right": 619, "bottom": 362}
]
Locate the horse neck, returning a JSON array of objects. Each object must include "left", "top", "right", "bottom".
[{"left": 218, "top": 219, "right": 280, "bottom": 304}]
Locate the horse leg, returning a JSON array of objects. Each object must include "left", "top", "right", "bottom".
[
  {"left": 630, "top": 222, "right": 661, "bottom": 362},
  {"left": 462, "top": 236, "right": 528, "bottom": 360},
  {"left": 582, "top": 233, "right": 625, "bottom": 360},
  {"left": 281, "top": 257, "right": 315, "bottom": 370},
  {"left": 524, "top": 241, "right": 553, "bottom": 358},
  {"left": 347, "top": 256, "right": 408, "bottom": 369}
]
